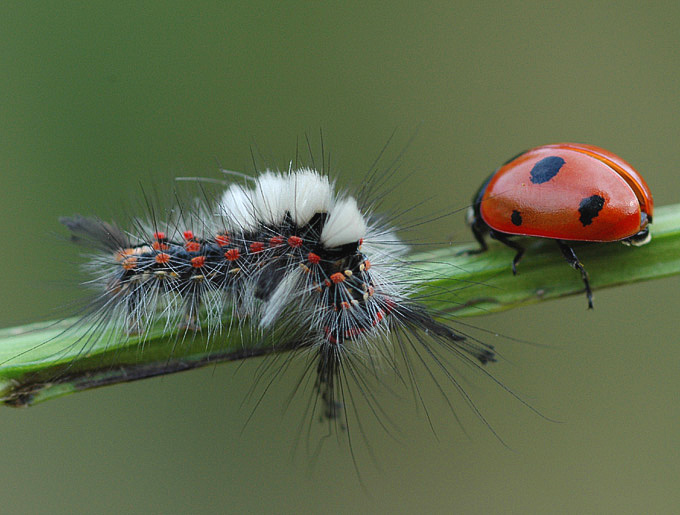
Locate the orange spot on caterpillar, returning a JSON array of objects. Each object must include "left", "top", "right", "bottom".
[
  {"left": 307, "top": 252, "right": 321, "bottom": 264},
  {"left": 330, "top": 272, "right": 345, "bottom": 284},
  {"left": 122, "top": 256, "right": 138, "bottom": 270},
  {"left": 324, "top": 327, "right": 338, "bottom": 344},
  {"left": 373, "top": 309, "right": 385, "bottom": 324},
  {"left": 345, "top": 326, "right": 366, "bottom": 339},
  {"left": 269, "top": 236, "right": 284, "bottom": 247},
  {"left": 183, "top": 230, "right": 194, "bottom": 240},
  {"left": 185, "top": 241, "right": 201, "bottom": 252},
  {"left": 152, "top": 241, "right": 169, "bottom": 251},
  {"left": 153, "top": 231, "right": 166, "bottom": 240},
  {"left": 191, "top": 256, "right": 206, "bottom": 268},
  {"left": 249, "top": 241, "right": 265, "bottom": 254},
  {"left": 287, "top": 236, "right": 303, "bottom": 248},
  {"left": 215, "top": 233, "right": 230, "bottom": 247},
  {"left": 155, "top": 253, "right": 170, "bottom": 264},
  {"left": 224, "top": 248, "right": 240, "bottom": 261},
  {"left": 115, "top": 248, "right": 136, "bottom": 262}
]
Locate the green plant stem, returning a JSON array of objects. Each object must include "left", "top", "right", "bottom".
[{"left": 2, "top": 203, "right": 680, "bottom": 406}]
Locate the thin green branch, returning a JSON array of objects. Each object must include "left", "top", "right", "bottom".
[{"left": 2, "top": 203, "right": 679, "bottom": 406}]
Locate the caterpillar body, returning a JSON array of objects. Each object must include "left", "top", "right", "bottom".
[{"left": 59, "top": 166, "right": 496, "bottom": 423}]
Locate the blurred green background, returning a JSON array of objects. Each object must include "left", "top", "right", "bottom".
[{"left": 1, "top": 2, "right": 679, "bottom": 513}]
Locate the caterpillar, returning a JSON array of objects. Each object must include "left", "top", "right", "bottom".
[{"left": 54, "top": 159, "right": 499, "bottom": 430}]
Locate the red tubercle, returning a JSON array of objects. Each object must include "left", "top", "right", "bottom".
[
  {"left": 224, "top": 248, "right": 240, "bottom": 261},
  {"left": 340, "top": 301, "right": 350, "bottom": 310},
  {"left": 323, "top": 327, "right": 338, "bottom": 345},
  {"left": 324, "top": 324, "right": 369, "bottom": 344},
  {"left": 344, "top": 326, "right": 367, "bottom": 339},
  {"left": 185, "top": 241, "right": 201, "bottom": 252},
  {"left": 215, "top": 233, "right": 230, "bottom": 247},
  {"left": 121, "top": 256, "right": 138, "bottom": 271},
  {"left": 269, "top": 236, "right": 284, "bottom": 247},
  {"left": 115, "top": 248, "right": 135, "bottom": 262},
  {"left": 307, "top": 252, "right": 321, "bottom": 264},
  {"left": 249, "top": 241, "right": 265, "bottom": 254},
  {"left": 370, "top": 299, "right": 394, "bottom": 327},
  {"left": 191, "top": 256, "right": 206, "bottom": 268},
  {"left": 287, "top": 236, "right": 303, "bottom": 248},
  {"left": 330, "top": 272, "right": 345, "bottom": 284},
  {"left": 155, "top": 253, "right": 171, "bottom": 264},
  {"left": 152, "top": 241, "right": 169, "bottom": 251}
]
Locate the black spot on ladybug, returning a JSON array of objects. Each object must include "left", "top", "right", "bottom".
[
  {"left": 578, "top": 195, "right": 605, "bottom": 226},
  {"left": 530, "top": 156, "right": 565, "bottom": 184},
  {"left": 511, "top": 210, "right": 522, "bottom": 226}
]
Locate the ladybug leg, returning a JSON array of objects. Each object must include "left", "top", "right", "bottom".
[
  {"left": 488, "top": 230, "right": 525, "bottom": 275},
  {"left": 467, "top": 220, "right": 489, "bottom": 254},
  {"left": 556, "top": 240, "right": 593, "bottom": 309},
  {"left": 457, "top": 217, "right": 489, "bottom": 256}
]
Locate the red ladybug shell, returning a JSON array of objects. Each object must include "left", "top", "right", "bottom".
[{"left": 480, "top": 143, "right": 653, "bottom": 242}]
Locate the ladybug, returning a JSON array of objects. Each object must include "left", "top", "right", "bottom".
[{"left": 467, "top": 143, "right": 653, "bottom": 308}]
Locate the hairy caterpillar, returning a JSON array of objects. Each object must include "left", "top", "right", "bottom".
[{"left": 50, "top": 155, "right": 503, "bottom": 432}]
